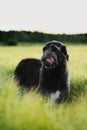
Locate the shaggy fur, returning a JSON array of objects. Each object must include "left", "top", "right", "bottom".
[
  {"left": 14, "top": 58, "right": 42, "bottom": 90},
  {"left": 14, "top": 40, "right": 70, "bottom": 103},
  {"left": 39, "top": 41, "right": 70, "bottom": 103}
]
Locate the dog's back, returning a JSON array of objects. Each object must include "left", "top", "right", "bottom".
[{"left": 14, "top": 58, "right": 42, "bottom": 90}]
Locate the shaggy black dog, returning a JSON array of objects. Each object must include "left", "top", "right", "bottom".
[{"left": 14, "top": 40, "right": 70, "bottom": 103}]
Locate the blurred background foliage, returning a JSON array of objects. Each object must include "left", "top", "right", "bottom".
[{"left": 0, "top": 31, "right": 87, "bottom": 46}]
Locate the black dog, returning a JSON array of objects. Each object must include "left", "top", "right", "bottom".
[{"left": 14, "top": 40, "right": 70, "bottom": 103}]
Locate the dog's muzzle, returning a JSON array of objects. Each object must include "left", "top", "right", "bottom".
[{"left": 42, "top": 57, "right": 55, "bottom": 69}]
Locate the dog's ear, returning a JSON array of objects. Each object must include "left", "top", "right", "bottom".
[
  {"left": 61, "top": 46, "right": 69, "bottom": 61},
  {"left": 43, "top": 45, "right": 48, "bottom": 52},
  {"left": 43, "top": 46, "right": 46, "bottom": 52}
]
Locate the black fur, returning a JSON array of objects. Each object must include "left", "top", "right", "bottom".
[
  {"left": 39, "top": 41, "right": 70, "bottom": 103},
  {"left": 14, "top": 40, "right": 70, "bottom": 103},
  {"left": 14, "top": 58, "right": 42, "bottom": 90}
]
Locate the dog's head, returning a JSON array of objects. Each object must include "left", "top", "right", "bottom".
[{"left": 41, "top": 40, "right": 69, "bottom": 69}]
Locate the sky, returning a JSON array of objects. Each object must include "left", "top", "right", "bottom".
[{"left": 0, "top": 0, "right": 87, "bottom": 34}]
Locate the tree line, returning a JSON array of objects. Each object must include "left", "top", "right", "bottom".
[{"left": 0, "top": 31, "right": 87, "bottom": 45}]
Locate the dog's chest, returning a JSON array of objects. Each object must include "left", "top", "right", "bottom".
[
  {"left": 50, "top": 90, "right": 60, "bottom": 102},
  {"left": 44, "top": 71, "right": 62, "bottom": 88}
]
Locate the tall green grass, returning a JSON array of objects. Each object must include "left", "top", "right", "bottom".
[{"left": 0, "top": 44, "right": 87, "bottom": 130}]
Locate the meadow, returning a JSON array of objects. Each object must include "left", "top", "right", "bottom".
[{"left": 0, "top": 43, "right": 87, "bottom": 130}]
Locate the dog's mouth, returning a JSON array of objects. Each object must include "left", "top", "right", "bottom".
[{"left": 42, "top": 57, "right": 55, "bottom": 69}]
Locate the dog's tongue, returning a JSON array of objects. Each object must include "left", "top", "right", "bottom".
[{"left": 44, "top": 58, "right": 54, "bottom": 66}]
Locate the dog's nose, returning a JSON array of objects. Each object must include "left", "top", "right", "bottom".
[
  {"left": 42, "top": 57, "right": 55, "bottom": 66},
  {"left": 44, "top": 58, "right": 53, "bottom": 66}
]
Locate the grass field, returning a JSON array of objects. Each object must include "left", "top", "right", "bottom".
[{"left": 0, "top": 43, "right": 87, "bottom": 130}]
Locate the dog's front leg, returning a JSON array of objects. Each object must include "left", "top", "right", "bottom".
[{"left": 55, "top": 90, "right": 69, "bottom": 103}]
